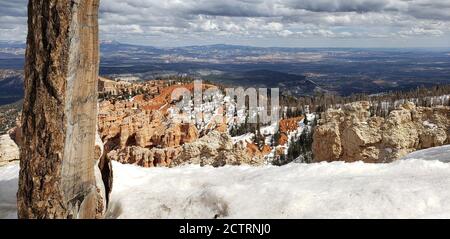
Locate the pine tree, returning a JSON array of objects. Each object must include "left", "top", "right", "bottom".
[{"left": 303, "top": 113, "right": 309, "bottom": 126}]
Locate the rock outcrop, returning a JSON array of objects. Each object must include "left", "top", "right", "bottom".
[
  {"left": 0, "top": 134, "right": 19, "bottom": 166},
  {"left": 99, "top": 94, "right": 199, "bottom": 149},
  {"left": 278, "top": 116, "right": 304, "bottom": 145},
  {"left": 173, "top": 131, "right": 264, "bottom": 167},
  {"left": 98, "top": 82, "right": 267, "bottom": 168},
  {"left": 107, "top": 146, "right": 180, "bottom": 168},
  {"left": 107, "top": 131, "right": 265, "bottom": 168},
  {"left": 313, "top": 101, "right": 450, "bottom": 163},
  {"left": 18, "top": 0, "right": 110, "bottom": 219}
]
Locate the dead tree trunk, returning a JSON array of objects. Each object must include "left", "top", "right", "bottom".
[{"left": 17, "top": 0, "right": 110, "bottom": 219}]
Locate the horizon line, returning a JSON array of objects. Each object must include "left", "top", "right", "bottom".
[{"left": 1, "top": 39, "right": 450, "bottom": 50}]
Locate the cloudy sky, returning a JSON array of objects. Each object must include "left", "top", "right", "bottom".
[{"left": 1, "top": 0, "right": 450, "bottom": 47}]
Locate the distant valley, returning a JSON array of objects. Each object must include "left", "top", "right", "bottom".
[
  {"left": 1, "top": 41, "right": 450, "bottom": 106},
  {"left": 98, "top": 42, "right": 450, "bottom": 96},
  {"left": 0, "top": 70, "right": 23, "bottom": 106}
]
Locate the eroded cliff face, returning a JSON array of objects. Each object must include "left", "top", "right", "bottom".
[
  {"left": 99, "top": 97, "right": 266, "bottom": 168},
  {"left": 18, "top": 0, "right": 109, "bottom": 219},
  {"left": 313, "top": 101, "right": 450, "bottom": 163},
  {"left": 98, "top": 81, "right": 268, "bottom": 168}
]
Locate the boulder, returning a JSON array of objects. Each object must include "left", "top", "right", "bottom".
[
  {"left": 313, "top": 102, "right": 450, "bottom": 163},
  {"left": 0, "top": 134, "right": 19, "bottom": 166},
  {"left": 173, "top": 131, "right": 264, "bottom": 167}
]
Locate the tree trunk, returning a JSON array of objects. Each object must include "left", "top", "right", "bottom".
[{"left": 17, "top": 0, "right": 109, "bottom": 219}]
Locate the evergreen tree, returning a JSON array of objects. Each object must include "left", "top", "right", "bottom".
[{"left": 303, "top": 113, "right": 309, "bottom": 126}]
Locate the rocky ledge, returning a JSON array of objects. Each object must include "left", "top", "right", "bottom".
[
  {"left": 313, "top": 101, "right": 450, "bottom": 163},
  {"left": 0, "top": 134, "right": 19, "bottom": 167}
]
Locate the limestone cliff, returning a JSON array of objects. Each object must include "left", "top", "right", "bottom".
[
  {"left": 313, "top": 101, "right": 450, "bottom": 163},
  {"left": 98, "top": 81, "right": 267, "bottom": 168},
  {"left": 173, "top": 131, "right": 264, "bottom": 167}
]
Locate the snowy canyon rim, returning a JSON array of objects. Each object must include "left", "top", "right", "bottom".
[{"left": 1, "top": 0, "right": 450, "bottom": 220}]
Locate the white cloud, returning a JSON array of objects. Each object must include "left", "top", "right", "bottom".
[
  {"left": 101, "top": 24, "right": 144, "bottom": 34},
  {"left": 399, "top": 27, "right": 444, "bottom": 37},
  {"left": 0, "top": 0, "right": 449, "bottom": 46},
  {"left": 278, "top": 30, "right": 294, "bottom": 37}
]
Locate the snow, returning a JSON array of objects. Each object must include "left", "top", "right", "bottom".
[
  {"left": 423, "top": 121, "right": 438, "bottom": 129},
  {"left": 0, "top": 162, "right": 19, "bottom": 219},
  {"left": 260, "top": 122, "right": 278, "bottom": 136},
  {"left": 232, "top": 133, "right": 254, "bottom": 144},
  {"left": 401, "top": 145, "right": 450, "bottom": 163},
  {"left": 306, "top": 113, "right": 315, "bottom": 123},
  {"left": 104, "top": 158, "right": 450, "bottom": 219},
  {"left": 2, "top": 146, "right": 450, "bottom": 219}
]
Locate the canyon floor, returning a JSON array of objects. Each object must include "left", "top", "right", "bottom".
[{"left": 1, "top": 145, "right": 450, "bottom": 219}]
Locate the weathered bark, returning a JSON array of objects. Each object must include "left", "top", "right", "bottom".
[{"left": 18, "top": 0, "right": 108, "bottom": 219}]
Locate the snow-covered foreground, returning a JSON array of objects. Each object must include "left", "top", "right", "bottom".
[
  {"left": 109, "top": 159, "right": 450, "bottom": 219},
  {"left": 401, "top": 145, "right": 450, "bottom": 162},
  {"left": 0, "top": 162, "right": 19, "bottom": 219},
  {"left": 1, "top": 147, "right": 450, "bottom": 219}
]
